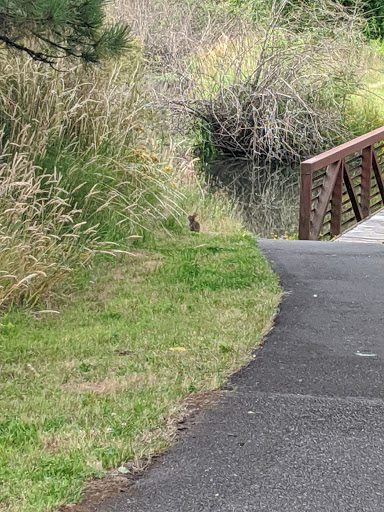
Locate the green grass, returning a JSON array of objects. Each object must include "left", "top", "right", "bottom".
[
  {"left": 345, "top": 44, "right": 384, "bottom": 137},
  {"left": 0, "top": 231, "right": 280, "bottom": 512}
]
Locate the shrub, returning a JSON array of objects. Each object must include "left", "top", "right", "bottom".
[
  {"left": 342, "top": 0, "right": 384, "bottom": 38},
  {"left": 110, "top": 0, "right": 241, "bottom": 70},
  {"left": 175, "top": 0, "right": 368, "bottom": 164}
]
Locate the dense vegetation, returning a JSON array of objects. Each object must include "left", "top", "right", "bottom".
[
  {"left": 342, "top": 0, "right": 384, "bottom": 38},
  {"left": 1, "top": 0, "right": 384, "bottom": 510},
  {"left": 0, "top": 0, "right": 131, "bottom": 63},
  {"left": 113, "top": 0, "right": 383, "bottom": 237}
]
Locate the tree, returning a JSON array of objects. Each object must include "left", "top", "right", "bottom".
[{"left": 0, "top": 0, "right": 132, "bottom": 65}]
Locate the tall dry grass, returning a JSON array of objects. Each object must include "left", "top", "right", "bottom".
[
  {"left": 110, "top": 0, "right": 241, "bottom": 72},
  {"left": 0, "top": 53, "right": 182, "bottom": 308},
  {"left": 0, "top": 138, "right": 108, "bottom": 308}
]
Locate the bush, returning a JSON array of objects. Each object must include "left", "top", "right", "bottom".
[
  {"left": 176, "top": 0, "right": 367, "bottom": 164},
  {"left": 342, "top": 0, "right": 384, "bottom": 38}
]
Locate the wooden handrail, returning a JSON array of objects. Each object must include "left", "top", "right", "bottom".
[
  {"left": 302, "top": 126, "right": 384, "bottom": 173},
  {"left": 299, "top": 127, "right": 384, "bottom": 240}
]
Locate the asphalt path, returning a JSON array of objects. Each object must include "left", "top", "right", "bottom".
[{"left": 97, "top": 240, "right": 384, "bottom": 512}]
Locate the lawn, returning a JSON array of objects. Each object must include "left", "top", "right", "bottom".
[{"left": 0, "top": 232, "right": 280, "bottom": 512}]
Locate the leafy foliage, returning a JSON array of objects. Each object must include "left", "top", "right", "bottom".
[
  {"left": 342, "top": 0, "right": 384, "bottom": 38},
  {"left": 0, "top": 0, "right": 132, "bottom": 63}
]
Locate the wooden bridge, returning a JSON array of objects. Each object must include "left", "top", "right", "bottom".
[{"left": 299, "top": 126, "right": 384, "bottom": 242}]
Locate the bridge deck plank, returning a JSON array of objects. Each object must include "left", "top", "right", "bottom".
[{"left": 335, "top": 207, "right": 384, "bottom": 243}]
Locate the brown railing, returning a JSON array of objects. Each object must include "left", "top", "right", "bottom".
[{"left": 299, "top": 126, "right": 384, "bottom": 240}]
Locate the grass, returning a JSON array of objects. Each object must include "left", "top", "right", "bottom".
[
  {"left": 0, "top": 51, "right": 186, "bottom": 308},
  {"left": 345, "top": 43, "right": 384, "bottom": 137},
  {"left": 0, "top": 230, "right": 280, "bottom": 512}
]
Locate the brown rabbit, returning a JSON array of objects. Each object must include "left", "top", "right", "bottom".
[{"left": 188, "top": 213, "right": 200, "bottom": 232}]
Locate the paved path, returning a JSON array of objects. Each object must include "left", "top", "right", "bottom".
[{"left": 97, "top": 240, "right": 384, "bottom": 512}]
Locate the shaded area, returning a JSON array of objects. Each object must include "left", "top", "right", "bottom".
[{"left": 207, "top": 158, "right": 299, "bottom": 238}]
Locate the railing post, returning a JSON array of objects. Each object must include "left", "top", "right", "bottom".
[
  {"left": 361, "top": 146, "right": 372, "bottom": 218},
  {"left": 299, "top": 164, "right": 312, "bottom": 240},
  {"left": 330, "top": 160, "right": 343, "bottom": 238}
]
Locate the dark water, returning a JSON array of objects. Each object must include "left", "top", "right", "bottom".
[{"left": 208, "top": 157, "right": 300, "bottom": 238}]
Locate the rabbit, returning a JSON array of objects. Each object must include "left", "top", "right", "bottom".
[{"left": 188, "top": 213, "right": 200, "bottom": 232}]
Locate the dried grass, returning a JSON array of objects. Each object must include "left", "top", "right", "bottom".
[
  {"left": 62, "top": 375, "right": 151, "bottom": 395},
  {"left": 0, "top": 53, "right": 182, "bottom": 308},
  {"left": 110, "top": 0, "right": 241, "bottom": 72},
  {"left": 0, "top": 140, "right": 101, "bottom": 308}
]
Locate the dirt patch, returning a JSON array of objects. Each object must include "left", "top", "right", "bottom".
[
  {"left": 111, "top": 268, "right": 130, "bottom": 281},
  {"left": 41, "top": 428, "right": 102, "bottom": 455},
  {"left": 58, "top": 470, "right": 138, "bottom": 512},
  {"left": 62, "top": 375, "right": 149, "bottom": 395}
]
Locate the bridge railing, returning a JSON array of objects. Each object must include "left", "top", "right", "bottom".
[{"left": 299, "top": 126, "right": 384, "bottom": 240}]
